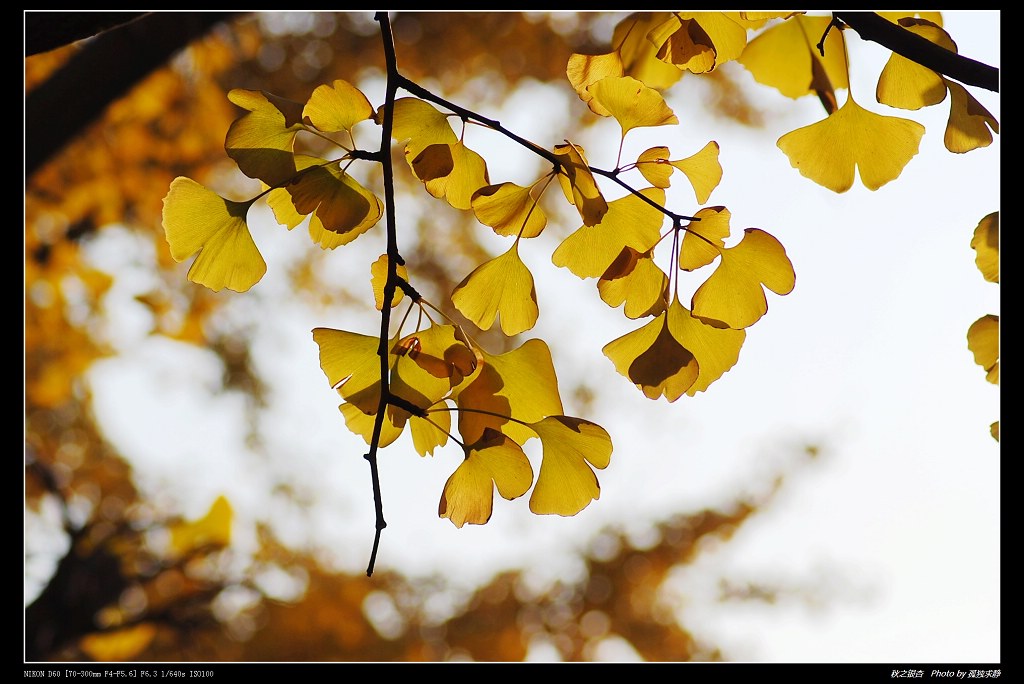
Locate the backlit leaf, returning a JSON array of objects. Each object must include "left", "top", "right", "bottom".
[
  {"left": 472, "top": 182, "right": 548, "bottom": 238},
  {"left": 451, "top": 241, "right": 538, "bottom": 336},
  {"left": 389, "top": 97, "right": 458, "bottom": 159},
  {"left": 587, "top": 76, "right": 679, "bottom": 136},
  {"left": 597, "top": 247, "right": 668, "bottom": 319},
  {"left": 226, "top": 89, "right": 305, "bottom": 187},
  {"left": 649, "top": 12, "right": 749, "bottom": 74},
  {"left": 967, "top": 314, "right": 999, "bottom": 384},
  {"left": 371, "top": 254, "right": 409, "bottom": 310},
  {"left": 422, "top": 141, "right": 490, "bottom": 210},
  {"left": 439, "top": 428, "right": 533, "bottom": 528},
  {"left": 635, "top": 146, "right": 673, "bottom": 188},
  {"left": 567, "top": 51, "right": 624, "bottom": 116},
  {"left": 303, "top": 78, "right": 374, "bottom": 133},
  {"left": 553, "top": 142, "right": 608, "bottom": 227},
  {"left": 169, "top": 495, "right": 233, "bottom": 557},
  {"left": 162, "top": 177, "right": 265, "bottom": 293},
  {"left": 603, "top": 304, "right": 699, "bottom": 401},
  {"left": 875, "top": 19, "right": 954, "bottom": 110},
  {"left": 612, "top": 13, "right": 684, "bottom": 89},
  {"left": 776, "top": 96, "right": 925, "bottom": 192},
  {"left": 286, "top": 163, "right": 383, "bottom": 237},
  {"left": 412, "top": 407, "right": 450, "bottom": 457},
  {"left": 528, "top": 416, "right": 612, "bottom": 517},
  {"left": 970, "top": 212, "right": 999, "bottom": 283},
  {"left": 670, "top": 141, "right": 723, "bottom": 204},
  {"left": 737, "top": 15, "right": 849, "bottom": 100},
  {"left": 691, "top": 227, "right": 795, "bottom": 329},
  {"left": 552, "top": 187, "right": 666, "bottom": 279},
  {"left": 454, "top": 338, "right": 563, "bottom": 446},
  {"left": 312, "top": 327, "right": 386, "bottom": 413},
  {"left": 679, "top": 206, "right": 730, "bottom": 272},
  {"left": 943, "top": 79, "right": 999, "bottom": 153}
]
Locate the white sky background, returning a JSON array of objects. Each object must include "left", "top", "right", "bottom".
[{"left": 33, "top": 11, "right": 1000, "bottom": 664}]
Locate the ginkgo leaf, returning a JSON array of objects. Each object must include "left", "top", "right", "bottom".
[
  {"left": 225, "top": 89, "right": 306, "bottom": 187},
  {"left": 303, "top": 78, "right": 374, "bottom": 133},
  {"left": 737, "top": 14, "right": 849, "bottom": 100},
  {"left": 691, "top": 227, "right": 795, "bottom": 329},
  {"left": 603, "top": 304, "right": 699, "bottom": 401},
  {"left": 649, "top": 12, "right": 749, "bottom": 74},
  {"left": 670, "top": 141, "right": 723, "bottom": 204},
  {"left": 587, "top": 76, "right": 679, "bottom": 136},
  {"left": 371, "top": 254, "right": 409, "bottom": 310},
  {"left": 471, "top": 182, "right": 548, "bottom": 238},
  {"left": 943, "top": 79, "right": 999, "bottom": 153},
  {"left": 439, "top": 428, "right": 533, "bottom": 528},
  {"left": 970, "top": 212, "right": 999, "bottom": 283},
  {"left": 412, "top": 408, "right": 450, "bottom": 457},
  {"left": 553, "top": 142, "right": 608, "bottom": 227},
  {"left": 451, "top": 241, "right": 538, "bottom": 336},
  {"left": 777, "top": 95, "right": 925, "bottom": 192},
  {"left": 312, "top": 327, "right": 385, "bottom": 413},
  {"left": 286, "top": 163, "right": 383, "bottom": 237},
  {"left": 875, "top": 19, "right": 954, "bottom": 110},
  {"left": 603, "top": 296, "right": 745, "bottom": 400},
  {"left": 391, "top": 324, "right": 476, "bottom": 412},
  {"left": 169, "top": 495, "right": 233, "bottom": 557},
  {"left": 635, "top": 146, "right": 673, "bottom": 188},
  {"left": 528, "top": 416, "right": 612, "bottom": 517},
  {"left": 552, "top": 187, "right": 666, "bottom": 279},
  {"left": 388, "top": 97, "right": 459, "bottom": 160},
  {"left": 679, "top": 206, "right": 731, "bottom": 272},
  {"left": 80, "top": 624, "right": 158, "bottom": 662},
  {"left": 967, "top": 314, "right": 999, "bottom": 384},
  {"left": 454, "top": 338, "right": 563, "bottom": 446},
  {"left": 612, "top": 12, "right": 684, "bottom": 90},
  {"left": 162, "top": 177, "right": 265, "bottom": 293},
  {"left": 567, "top": 51, "right": 624, "bottom": 116},
  {"left": 597, "top": 247, "right": 668, "bottom": 319},
  {"left": 340, "top": 400, "right": 403, "bottom": 448},
  {"left": 422, "top": 141, "right": 490, "bottom": 210}
]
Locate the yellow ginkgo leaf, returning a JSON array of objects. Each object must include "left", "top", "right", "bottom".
[
  {"left": 671, "top": 141, "right": 723, "bottom": 204},
  {"left": 312, "top": 327, "right": 386, "bottom": 413},
  {"left": 650, "top": 12, "right": 749, "bottom": 74},
  {"left": 225, "top": 89, "right": 305, "bottom": 187},
  {"left": 286, "top": 164, "right": 383, "bottom": 237},
  {"left": 612, "top": 12, "right": 684, "bottom": 90},
  {"left": 990, "top": 422, "right": 999, "bottom": 441},
  {"left": 371, "top": 254, "right": 409, "bottom": 310},
  {"left": 603, "top": 303, "right": 699, "bottom": 401},
  {"left": 412, "top": 407, "right": 450, "bottom": 457},
  {"left": 340, "top": 400, "right": 403, "bottom": 448},
  {"left": 587, "top": 75, "right": 679, "bottom": 137},
  {"left": 603, "top": 296, "right": 745, "bottom": 400},
  {"left": 552, "top": 187, "right": 666, "bottom": 279},
  {"left": 439, "top": 428, "right": 533, "bottom": 528},
  {"left": 635, "top": 146, "right": 673, "bottom": 188},
  {"left": 566, "top": 51, "right": 624, "bottom": 116},
  {"left": 970, "top": 212, "right": 999, "bottom": 283},
  {"left": 454, "top": 338, "right": 563, "bottom": 446},
  {"left": 691, "top": 228, "right": 795, "bottom": 329},
  {"left": 422, "top": 141, "right": 490, "bottom": 211},
  {"left": 162, "top": 177, "right": 265, "bottom": 293},
  {"left": 597, "top": 247, "right": 668, "bottom": 319},
  {"left": 471, "top": 182, "right": 547, "bottom": 238},
  {"left": 528, "top": 416, "right": 612, "bottom": 517},
  {"left": 679, "top": 206, "right": 731, "bottom": 272},
  {"left": 391, "top": 324, "right": 476, "bottom": 415},
  {"left": 553, "top": 142, "right": 608, "bottom": 227},
  {"left": 777, "top": 95, "right": 925, "bottom": 192},
  {"left": 303, "top": 78, "right": 374, "bottom": 133},
  {"left": 738, "top": 15, "right": 849, "bottom": 100},
  {"left": 967, "top": 314, "right": 999, "bottom": 384},
  {"left": 388, "top": 97, "right": 459, "bottom": 161},
  {"left": 943, "top": 79, "right": 999, "bottom": 154},
  {"left": 451, "top": 241, "right": 538, "bottom": 336},
  {"left": 169, "top": 495, "right": 233, "bottom": 557},
  {"left": 876, "top": 19, "right": 954, "bottom": 111}
]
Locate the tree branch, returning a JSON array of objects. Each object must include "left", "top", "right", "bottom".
[
  {"left": 834, "top": 11, "right": 998, "bottom": 92},
  {"left": 24, "top": 11, "right": 152, "bottom": 56},
  {"left": 25, "top": 12, "right": 243, "bottom": 179}
]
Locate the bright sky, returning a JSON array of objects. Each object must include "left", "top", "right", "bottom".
[{"left": 40, "top": 11, "right": 1000, "bottom": 664}]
